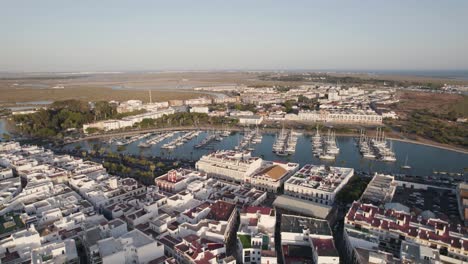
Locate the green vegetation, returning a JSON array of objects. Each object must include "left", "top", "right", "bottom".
[
  {"left": 2, "top": 133, "right": 11, "bottom": 141},
  {"left": 448, "top": 96, "right": 468, "bottom": 118},
  {"left": 136, "top": 112, "right": 238, "bottom": 129},
  {"left": 0, "top": 108, "right": 12, "bottom": 117},
  {"left": 0, "top": 214, "right": 25, "bottom": 234},
  {"left": 385, "top": 104, "right": 468, "bottom": 148},
  {"left": 73, "top": 150, "right": 183, "bottom": 185},
  {"left": 262, "top": 73, "right": 448, "bottom": 89},
  {"left": 335, "top": 176, "right": 371, "bottom": 204},
  {"left": 230, "top": 103, "right": 257, "bottom": 113},
  {"left": 12, "top": 99, "right": 139, "bottom": 138},
  {"left": 85, "top": 127, "right": 102, "bottom": 134},
  {"left": 113, "top": 109, "right": 147, "bottom": 119},
  {"left": 238, "top": 234, "right": 251, "bottom": 249},
  {"left": 282, "top": 100, "right": 296, "bottom": 113},
  {"left": 399, "top": 110, "right": 468, "bottom": 147},
  {"left": 262, "top": 235, "right": 269, "bottom": 250}
]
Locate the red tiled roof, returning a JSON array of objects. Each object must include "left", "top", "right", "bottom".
[
  {"left": 207, "top": 200, "right": 236, "bottom": 221},
  {"left": 243, "top": 206, "right": 272, "bottom": 215}
]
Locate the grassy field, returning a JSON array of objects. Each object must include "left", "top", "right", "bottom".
[
  {"left": 387, "top": 91, "right": 467, "bottom": 148},
  {"left": 392, "top": 91, "right": 466, "bottom": 118},
  {"left": 329, "top": 72, "right": 468, "bottom": 86},
  {"left": 0, "top": 86, "right": 202, "bottom": 105},
  {"left": 2, "top": 71, "right": 467, "bottom": 106}
]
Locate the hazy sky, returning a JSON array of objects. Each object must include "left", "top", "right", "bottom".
[{"left": 1, "top": 0, "right": 467, "bottom": 72}]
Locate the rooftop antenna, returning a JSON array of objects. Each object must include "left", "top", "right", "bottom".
[{"left": 148, "top": 90, "right": 152, "bottom": 104}]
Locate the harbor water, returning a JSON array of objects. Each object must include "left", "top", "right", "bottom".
[{"left": 65, "top": 131, "right": 468, "bottom": 177}]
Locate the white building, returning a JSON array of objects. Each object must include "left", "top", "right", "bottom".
[
  {"left": 237, "top": 207, "right": 277, "bottom": 264},
  {"left": 30, "top": 239, "right": 78, "bottom": 264},
  {"left": 116, "top": 100, "right": 143, "bottom": 113},
  {"left": 281, "top": 214, "right": 339, "bottom": 264},
  {"left": 83, "top": 108, "right": 175, "bottom": 132},
  {"left": 184, "top": 97, "right": 212, "bottom": 106},
  {"left": 284, "top": 165, "right": 354, "bottom": 206},
  {"left": 196, "top": 150, "right": 263, "bottom": 183},
  {"left": 287, "top": 110, "right": 383, "bottom": 124},
  {"left": 97, "top": 229, "right": 164, "bottom": 264},
  {"left": 189, "top": 106, "right": 209, "bottom": 114},
  {"left": 238, "top": 116, "right": 264, "bottom": 126},
  {"left": 344, "top": 202, "right": 468, "bottom": 263},
  {"left": 0, "top": 225, "right": 42, "bottom": 262},
  {"left": 248, "top": 161, "right": 299, "bottom": 193},
  {"left": 155, "top": 168, "right": 207, "bottom": 193},
  {"left": 0, "top": 168, "right": 13, "bottom": 179}
]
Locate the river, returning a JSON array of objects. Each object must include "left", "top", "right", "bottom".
[{"left": 64, "top": 131, "right": 468, "bottom": 177}]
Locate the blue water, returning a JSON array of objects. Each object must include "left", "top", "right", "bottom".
[
  {"left": 0, "top": 119, "right": 9, "bottom": 139},
  {"left": 65, "top": 132, "right": 468, "bottom": 177},
  {"left": 15, "top": 100, "right": 53, "bottom": 105}
]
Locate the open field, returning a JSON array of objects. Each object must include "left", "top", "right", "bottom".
[
  {"left": 393, "top": 90, "right": 466, "bottom": 118},
  {"left": 2, "top": 71, "right": 467, "bottom": 108},
  {"left": 0, "top": 72, "right": 267, "bottom": 91},
  {"left": 0, "top": 72, "right": 267, "bottom": 105},
  {"left": 386, "top": 91, "right": 467, "bottom": 148},
  {"left": 0, "top": 86, "right": 202, "bottom": 106},
  {"left": 328, "top": 72, "right": 468, "bottom": 85}
]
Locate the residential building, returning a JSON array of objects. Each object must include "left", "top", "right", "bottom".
[
  {"left": 97, "top": 229, "right": 164, "bottom": 264},
  {"left": 344, "top": 201, "right": 468, "bottom": 263},
  {"left": 237, "top": 207, "right": 277, "bottom": 264},
  {"left": 196, "top": 150, "right": 263, "bottom": 183},
  {"left": 284, "top": 164, "right": 354, "bottom": 206},
  {"left": 30, "top": 239, "right": 78, "bottom": 264},
  {"left": 189, "top": 106, "right": 209, "bottom": 114},
  {"left": 281, "top": 214, "right": 339, "bottom": 264},
  {"left": 247, "top": 161, "right": 299, "bottom": 193},
  {"left": 457, "top": 182, "right": 468, "bottom": 226}
]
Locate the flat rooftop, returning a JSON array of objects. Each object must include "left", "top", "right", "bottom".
[
  {"left": 273, "top": 195, "right": 331, "bottom": 219},
  {"left": 360, "top": 174, "right": 395, "bottom": 205},
  {"left": 281, "top": 214, "right": 331, "bottom": 236},
  {"left": 285, "top": 164, "right": 353, "bottom": 193}
]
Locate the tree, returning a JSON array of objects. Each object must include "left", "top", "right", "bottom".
[
  {"left": 2, "top": 133, "right": 11, "bottom": 141},
  {"left": 94, "top": 101, "right": 116, "bottom": 120},
  {"left": 149, "top": 164, "right": 156, "bottom": 177}
]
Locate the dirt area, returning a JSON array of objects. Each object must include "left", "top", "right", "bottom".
[
  {"left": 330, "top": 72, "right": 468, "bottom": 85},
  {"left": 0, "top": 86, "right": 201, "bottom": 105},
  {"left": 391, "top": 90, "right": 466, "bottom": 118},
  {"left": 0, "top": 71, "right": 275, "bottom": 105}
]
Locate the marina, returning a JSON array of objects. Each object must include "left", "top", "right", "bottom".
[
  {"left": 311, "top": 127, "right": 340, "bottom": 160},
  {"left": 235, "top": 128, "right": 263, "bottom": 151},
  {"left": 272, "top": 128, "right": 299, "bottom": 156},
  {"left": 161, "top": 131, "right": 201, "bottom": 149},
  {"left": 110, "top": 133, "right": 152, "bottom": 146},
  {"left": 64, "top": 131, "right": 468, "bottom": 177},
  {"left": 357, "top": 128, "right": 397, "bottom": 162},
  {"left": 138, "top": 132, "right": 177, "bottom": 147}
]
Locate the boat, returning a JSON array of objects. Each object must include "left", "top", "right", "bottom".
[
  {"left": 319, "top": 153, "right": 335, "bottom": 160},
  {"left": 275, "top": 150, "right": 289, "bottom": 156},
  {"left": 401, "top": 155, "right": 411, "bottom": 169},
  {"left": 363, "top": 152, "right": 376, "bottom": 159},
  {"left": 381, "top": 154, "right": 397, "bottom": 162},
  {"left": 138, "top": 142, "right": 151, "bottom": 148}
]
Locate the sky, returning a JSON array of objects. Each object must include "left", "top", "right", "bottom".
[{"left": 1, "top": 0, "right": 467, "bottom": 72}]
